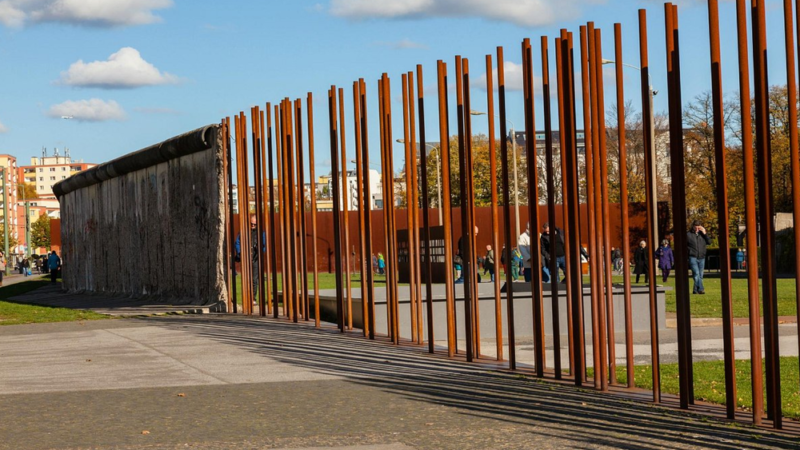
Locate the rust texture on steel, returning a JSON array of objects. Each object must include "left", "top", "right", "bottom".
[
  {"left": 665, "top": 3, "right": 693, "bottom": 407},
  {"left": 496, "top": 47, "right": 516, "bottom": 369},
  {"left": 485, "top": 53, "right": 504, "bottom": 361},
  {"left": 541, "top": 37, "right": 560, "bottom": 377},
  {"left": 707, "top": 0, "right": 736, "bottom": 419},
  {"left": 752, "top": 0, "right": 782, "bottom": 428},
  {"left": 639, "top": 9, "right": 661, "bottom": 402},
  {"left": 522, "top": 38, "right": 545, "bottom": 376},
  {"left": 437, "top": 61, "right": 457, "bottom": 358},
  {"left": 218, "top": 0, "right": 800, "bottom": 430},
  {"left": 613, "top": 24, "right": 635, "bottom": 389},
  {"left": 455, "top": 55, "right": 475, "bottom": 362},
  {"left": 417, "top": 65, "right": 436, "bottom": 353}
]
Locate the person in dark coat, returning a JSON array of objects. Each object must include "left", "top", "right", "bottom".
[
  {"left": 654, "top": 239, "right": 674, "bottom": 283},
  {"left": 633, "top": 240, "right": 649, "bottom": 283},
  {"left": 687, "top": 220, "right": 711, "bottom": 294}
]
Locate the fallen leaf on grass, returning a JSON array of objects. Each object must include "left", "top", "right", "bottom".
[
  {"left": 177, "top": 393, "right": 186, "bottom": 397},
  {"left": 142, "top": 431, "right": 150, "bottom": 435}
]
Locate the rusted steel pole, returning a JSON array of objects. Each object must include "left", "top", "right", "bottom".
[
  {"left": 306, "top": 95, "right": 321, "bottom": 327},
  {"left": 541, "top": 36, "right": 561, "bottom": 377},
  {"left": 581, "top": 25, "right": 603, "bottom": 389},
  {"left": 295, "top": 99, "right": 309, "bottom": 320},
  {"left": 359, "top": 79, "right": 376, "bottom": 339},
  {"left": 236, "top": 113, "right": 254, "bottom": 314},
  {"left": 259, "top": 108, "right": 272, "bottom": 316},
  {"left": 353, "top": 81, "right": 369, "bottom": 337},
  {"left": 337, "top": 88, "right": 353, "bottom": 330},
  {"left": 276, "top": 103, "right": 289, "bottom": 319},
  {"left": 437, "top": 60, "right": 457, "bottom": 357},
  {"left": 462, "top": 58, "right": 482, "bottom": 358},
  {"left": 613, "top": 24, "right": 634, "bottom": 388},
  {"left": 223, "top": 118, "right": 238, "bottom": 314},
  {"left": 401, "top": 73, "right": 419, "bottom": 342},
  {"left": 417, "top": 65, "right": 436, "bottom": 353},
  {"left": 735, "top": 0, "right": 764, "bottom": 425},
  {"left": 562, "top": 32, "right": 586, "bottom": 385},
  {"left": 382, "top": 74, "right": 401, "bottom": 343},
  {"left": 408, "top": 71, "right": 424, "bottom": 345},
  {"left": 793, "top": 0, "right": 800, "bottom": 358},
  {"left": 638, "top": 9, "right": 661, "bottom": 402},
  {"left": 707, "top": 0, "right": 736, "bottom": 419},
  {"left": 665, "top": 3, "right": 693, "bottom": 407},
  {"left": 329, "top": 88, "right": 345, "bottom": 331},
  {"left": 267, "top": 105, "right": 280, "bottom": 319},
  {"left": 253, "top": 106, "right": 265, "bottom": 316},
  {"left": 554, "top": 38, "right": 575, "bottom": 376},
  {"left": 496, "top": 48, "right": 516, "bottom": 369},
  {"left": 593, "top": 28, "right": 617, "bottom": 385},
  {"left": 234, "top": 114, "right": 245, "bottom": 314},
  {"left": 751, "top": 0, "right": 782, "bottom": 428},
  {"left": 522, "top": 38, "right": 545, "bottom": 376},
  {"left": 485, "top": 54, "right": 504, "bottom": 361},
  {"left": 285, "top": 99, "right": 300, "bottom": 323},
  {"left": 378, "top": 78, "right": 393, "bottom": 340},
  {"left": 455, "top": 56, "right": 475, "bottom": 362},
  {"left": 260, "top": 110, "right": 272, "bottom": 315}
]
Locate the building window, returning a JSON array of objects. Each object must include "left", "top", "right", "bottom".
[
  {"left": 39, "top": 177, "right": 43, "bottom": 181},
  {"left": 50, "top": 176, "right": 55, "bottom": 181},
  {"left": 38, "top": 168, "right": 43, "bottom": 172},
  {"left": 62, "top": 176, "right": 66, "bottom": 179},
  {"left": 61, "top": 167, "right": 66, "bottom": 171},
  {"left": 50, "top": 168, "right": 56, "bottom": 172}
]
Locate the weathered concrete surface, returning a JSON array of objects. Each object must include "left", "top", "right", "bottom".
[
  {"left": 0, "top": 316, "right": 796, "bottom": 450},
  {"left": 55, "top": 126, "right": 227, "bottom": 309}
]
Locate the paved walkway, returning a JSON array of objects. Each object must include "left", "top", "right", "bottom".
[{"left": 0, "top": 313, "right": 797, "bottom": 449}]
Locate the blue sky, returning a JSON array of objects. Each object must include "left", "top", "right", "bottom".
[{"left": 0, "top": 0, "right": 792, "bottom": 173}]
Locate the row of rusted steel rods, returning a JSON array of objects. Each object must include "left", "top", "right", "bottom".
[{"left": 218, "top": 0, "right": 798, "bottom": 428}]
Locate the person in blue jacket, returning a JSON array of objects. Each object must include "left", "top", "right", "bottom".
[
  {"left": 48, "top": 250, "right": 61, "bottom": 283},
  {"left": 235, "top": 215, "right": 267, "bottom": 304}
]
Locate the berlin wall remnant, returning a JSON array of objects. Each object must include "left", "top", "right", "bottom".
[{"left": 54, "top": 125, "right": 228, "bottom": 310}]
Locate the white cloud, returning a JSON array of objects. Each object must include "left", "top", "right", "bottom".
[
  {"left": 330, "top": 0, "right": 601, "bottom": 27},
  {"left": 374, "top": 38, "right": 428, "bottom": 50},
  {"left": 47, "top": 98, "right": 126, "bottom": 122},
  {"left": 0, "top": 0, "right": 173, "bottom": 28},
  {"left": 0, "top": 119, "right": 7, "bottom": 133},
  {"left": 473, "top": 61, "right": 533, "bottom": 92},
  {"left": 58, "top": 47, "right": 180, "bottom": 89}
]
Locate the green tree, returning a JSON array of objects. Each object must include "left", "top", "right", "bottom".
[{"left": 31, "top": 214, "right": 51, "bottom": 250}]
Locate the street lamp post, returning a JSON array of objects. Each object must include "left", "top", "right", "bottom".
[
  {"left": 470, "top": 111, "right": 520, "bottom": 240},
  {"left": 602, "top": 59, "right": 659, "bottom": 243},
  {"left": 395, "top": 140, "right": 443, "bottom": 225},
  {"left": 1, "top": 168, "right": 8, "bottom": 276}
]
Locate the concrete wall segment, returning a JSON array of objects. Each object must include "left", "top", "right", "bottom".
[{"left": 58, "top": 125, "right": 227, "bottom": 309}]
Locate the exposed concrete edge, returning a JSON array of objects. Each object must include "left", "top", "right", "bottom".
[
  {"left": 53, "top": 124, "right": 217, "bottom": 199},
  {"left": 62, "top": 288, "right": 228, "bottom": 312}
]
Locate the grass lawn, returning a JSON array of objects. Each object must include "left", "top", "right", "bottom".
[
  {"left": 591, "top": 357, "right": 800, "bottom": 420},
  {"left": 0, "top": 279, "right": 109, "bottom": 326},
  {"left": 610, "top": 274, "right": 798, "bottom": 318}
]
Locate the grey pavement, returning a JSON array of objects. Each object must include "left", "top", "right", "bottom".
[{"left": 0, "top": 313, "right": 798, "bottom": 450}]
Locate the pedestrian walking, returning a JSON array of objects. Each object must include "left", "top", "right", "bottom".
[
  {"left": 377, "top": 253, "right": 385, "bottom": 275},
  {"left": 484, "top": 245, "right": 495, "bottom": 282},
  {"left": 455, "top": 226, "right": 479, "bottom": 284},
  {"left": 372, "top": 253, "right": 378, "bottom": 274},
  {"left": 48, "top": 250, "right": 61, "bottom": 283},
  {"left": 633, "top": 240, "right": 649, "bottom": 284},
  {"left": 687, "top": 220, "right": 711, "bottom": 294},
  {"left": 654, "top": 239, "right": 674, "bottom": 283},
  {"left": 540, "top": 222, "right": 567, "bottom": 283},
  {"left": 736, "top": 248, "right": 745, "bottom": 271}
]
